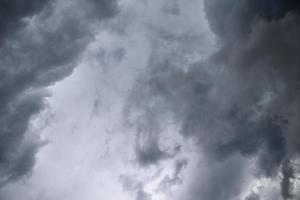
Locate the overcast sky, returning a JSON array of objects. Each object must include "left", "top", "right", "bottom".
[{"left": 0, "top": 0, "right": 300, "bottom": 200}]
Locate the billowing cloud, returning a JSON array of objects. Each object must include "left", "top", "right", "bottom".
[
  {"left": 2, "top": 0, "right": 300, "bottom": 200},
  {"left": 203, "top": 0, "right": 300, "bottom": 198},
  {"left": 0, "top": 0, "right": 118, "bottom": 187},
  {"left": 125, "top": 0, "right": 300, "bottom": 199}
]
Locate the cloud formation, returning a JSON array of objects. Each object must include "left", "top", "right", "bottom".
[
  {"left": 0, "top": 0, "right": 118, "bottom": 187},
  {"left": 1, "top": 0, "right": 300, "bottom": 199},
  {"left": 126, "top": 0, "right": 300, "bottom": 199}
]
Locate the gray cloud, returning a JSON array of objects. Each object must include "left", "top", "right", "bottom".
[
  {"left": 135, "top": 137, "right": 171, "bottom": 167},
  {"left": 246, "top": 192, "right": 261, "bottom": 200},
  {"left": 183, "top": 154, "right": 247, "bottom": 200},
  {"left": 0, "top": 0, "right": 50, "bottom": 44},
  {"left": 3, "top": 0, "right": 298, "bottom": 199},
  {"left": 203, "top": 0, "right": 300, "bottom": 198},
  {"left": 0, "top": 0, "right": 118, "bottom": 188},
  {"left": 125, "top": 0, "right": 300, "bottom": 199},
  {"left": 161, "top": 0, "right": 181, "bottom": 16},
  {"left": 158, "top": 159, "right": 188, "bottom": 191},
  {"left": 85, "top": 0, "right": 119, "bottom": 19},
  {"left": 281, "top": 161, "right": 295, "bottom": 199},
  {"left": 120, "top": 175, "right": 152, "bottom": 200},
  {"left": 136, "top": 190, "right": 152, "bottom": 200}
]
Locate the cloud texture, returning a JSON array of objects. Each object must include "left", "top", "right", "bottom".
[
  {"left": 126, "top": 0, "right": 300, "bottom": 199},
  {"left": 1, "top": 0, "right": 300, "bottom": 200},
  {"left": 0, "top": 0, "right": 117, "bottom": 187}
]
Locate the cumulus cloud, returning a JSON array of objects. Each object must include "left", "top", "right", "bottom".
[{"left": 0, "top": 0, "right": 118, "bottom": 187}]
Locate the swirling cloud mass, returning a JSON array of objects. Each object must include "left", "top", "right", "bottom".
[{"left": 0, "top": 0, "right": 300, "bottom": 200}]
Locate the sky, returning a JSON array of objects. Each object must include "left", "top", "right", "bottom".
[{"left": 0, "top": 0, "right": 300, "bottom": 200}]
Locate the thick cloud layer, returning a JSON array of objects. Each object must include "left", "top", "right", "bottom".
[
  {"left": 0, "top": 0, "right": 50, "bottom": 43},
  {"left": 0, "top": 0, "right": 118, "bottom": 187},
  {"left": 204, "top": 1, "right": 300, "bottom": 198},
  {"left": 1, "top": 0, "right": 300, "bottom": 199},
  {"left": 126, "top": 0, "right": 300, "bottom": 199}
]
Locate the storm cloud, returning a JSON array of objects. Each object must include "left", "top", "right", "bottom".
[
  {"left": 126, "top": 0, "right": 300, "bottom": 199},
  {"left": 1, "top": 0, "right": 300, "bottom": 200},
  {"left": 0, "top": 0, "right": 118, "bottom": 187}
]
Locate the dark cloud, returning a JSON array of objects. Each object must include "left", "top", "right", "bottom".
[
  {"left": 184, "top": 154, "right": 247, "bottom": 200},
  {"left": 135, "top": 135, "right": 171, "bottom": 167},
  {"left": 0, "top": 0, "right": 50, "bottom": 44},
  {"left": 203, "top": 0, "right": 300, "bottom": 39},
  {"left": 0, "top": 0, "right": 118, "bottom": 188},
  {"left": 281, "top": 161, "right": 295, "bottom": 199},
  {"left": 203, "top": 0, "right": 300, "bottom": 197},
  {"left": 126, "top": 0, "right": 300, "bottom": 199},
  {"left": 85, "top": 0, "right": 119, "bottom": 19},
  {"left": 0, "top": 91, "right": 45, "bottom": 186},
  {"left": 245, "top": 192, "right": 261, "bottom": 200}
]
